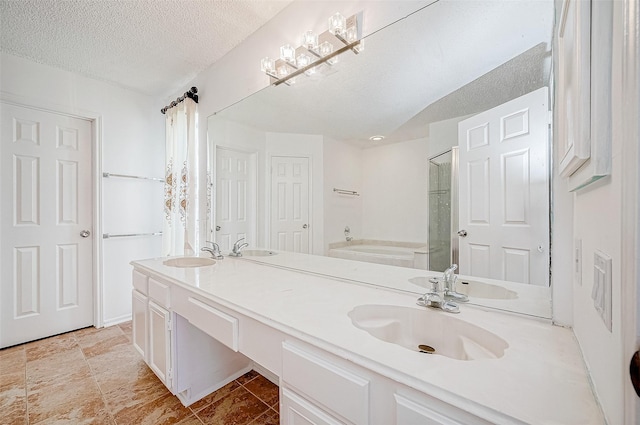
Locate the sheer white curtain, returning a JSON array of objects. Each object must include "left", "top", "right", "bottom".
[{"left": 162, "top": 98, "right": 201, "bottom": 256}]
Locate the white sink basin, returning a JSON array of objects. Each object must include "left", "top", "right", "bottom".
[
  {"left": 408, "top": 277, "right": 518, "bottom": 300},
  {"left": 242, "top": 249, "right": 278, "bottom": 257},
  {"left": 348, "top": 304, "right": 508, "bottom": 361},
  {"left": 163, "top": 257, "right": 216, "bottom": 268}
]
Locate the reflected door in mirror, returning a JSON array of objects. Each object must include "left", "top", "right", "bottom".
[
  {"left": 458, "top": 87, "right": 550, "bottom": 286},
  {"left": 216, "top": 147, "right": 256, "bottom": 251},
  {"left": 270, "top": 156, "right": 310, "bottom": 253}
]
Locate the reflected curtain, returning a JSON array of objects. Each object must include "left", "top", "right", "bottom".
[{"left": 162, "top": 98, "right": 200, "bottom": 256}]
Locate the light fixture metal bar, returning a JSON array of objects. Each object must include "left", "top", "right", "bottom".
[{"left": 272, "top": 39, "right": 362, "bottom": 86}]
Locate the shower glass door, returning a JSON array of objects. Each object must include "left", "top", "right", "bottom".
[{"left": 428, "top": 149, "right": 455, "bottom": 272}]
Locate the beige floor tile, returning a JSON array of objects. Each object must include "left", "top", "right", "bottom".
[
  {"left": 28, "top": 376, "right": 106, "bottom": 424},
  {"left": 0, "top": 346, "right": 26, "bottom": 376},
  {"left": 195, "top": 387, "right": 270, "bottom": 425},
  {"left": 188, "top": 380, "right": 241, "bottom": 413},
  {"left": 86, "top": 342, "right": 140, "bottom": 376},
  {"left": 244, "top": 375, "right": 279, "bottom": 407},
  {"left": 26, "top": 348, "right": 91, "bottom": 391},
  {"left": 248, "top": 408, "right": 279, "bottom": 425},
  {"left": 24, "top": 333, "right": 79, "bottom": 362},
  {"left": 113, "top": 391, "right": 192, "bottom": 425}
]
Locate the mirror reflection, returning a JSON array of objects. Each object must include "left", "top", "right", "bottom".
[{"left": 208, "top": 0, "right": 554, "bottom": 316}]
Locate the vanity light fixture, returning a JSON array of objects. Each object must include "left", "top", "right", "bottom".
[
  {"left": 260, "top": 11, "right": 363, "bottom": 86},
  {"left": 369, "top": 135, "right": 385, "bottom": 141}
]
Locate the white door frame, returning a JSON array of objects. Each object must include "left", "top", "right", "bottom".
[
  {"left": 0, "top": 91, "right": 104, "bottom": 328},
  {"left": 621, "top": 0, "right": 640, "bottom": 420},
  {"left": 266, "top": 153, "right": 313, "bottom": 253}
]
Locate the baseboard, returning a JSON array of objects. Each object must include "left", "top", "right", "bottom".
[
  {"left": 252, "top": 362, "right": 279, "bottom": 386},
  {"left": 102, "top": 314, "right": 132, "bottom": 328}
]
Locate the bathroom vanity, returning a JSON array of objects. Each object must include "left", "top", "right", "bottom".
[{"left": 131, "top": 254, "right": 603, "bottom": 424}]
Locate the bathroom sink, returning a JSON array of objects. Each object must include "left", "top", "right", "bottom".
[
  {"left": 348, "top": 304, "right": 508, "bottom": 361},
  {"left": 163, "top": 257, "right": 216, "bottom": 268},
  {"left": 408, "top": 277, "right": 518, "bottom": 300},
  {"left": 241, "top": 249, "right": 278, "bottom": 257}
]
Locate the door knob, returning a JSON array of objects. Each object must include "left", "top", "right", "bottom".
[
  {"left": 302, "top": 224, "right": 308, "bottom": 229},
  {"left": 80, "top": 230, "right": 91, "bottom": 238},
  {"left": 216, "top": 226, "right": 221, "bottom": 231},
  {"left": 457, "top": 230, "right": 467, "bottom": 237}
]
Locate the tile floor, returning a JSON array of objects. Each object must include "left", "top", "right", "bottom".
[{"left": 0, "top": 322, "right": 280, "bottom": 425}]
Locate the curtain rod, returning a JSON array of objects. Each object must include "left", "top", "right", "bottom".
[{"left": 161, "top": 87, "right": 198, "bottom": 114}]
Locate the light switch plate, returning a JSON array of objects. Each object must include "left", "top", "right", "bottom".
[{"left": 593, "top": 250, "right": 612, "bottom": 332}]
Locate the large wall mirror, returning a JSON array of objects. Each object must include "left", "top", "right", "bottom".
[{"left": 208, "top": 0, "right": 554, "bottom": 318}]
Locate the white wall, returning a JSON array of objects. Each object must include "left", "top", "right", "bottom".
[
  {"left": 323, "top": 137, "right": 363, "bottom": 252},
  {"left": 554, "top": 0, "right": 633, "bottom": 423},
  {"left": 0, "top": 52, "right": 164, "bottom": 326},
  {"left": 361, "top": 138, "right": 429, "bottom": 243}
]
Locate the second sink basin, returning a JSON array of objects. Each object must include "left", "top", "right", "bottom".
[
  {"left": 163, "top": 257, "right": 216, "bottom": 268},
  {"left": 348, "top": 304, "right": 508, "bottom": 361},
  {"left": 408, "top": 277, "right": 518, "bottom": 300}
]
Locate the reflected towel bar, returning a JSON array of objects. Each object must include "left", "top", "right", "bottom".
[
  {"left": 103, "top": 172, "right": 164, "bottom": 182},
  {"left": 333, "top": 188, "right": 360, "bottom": 196},
  {"left": 103, "top": 232, "right": 163, "bottom": 239}
]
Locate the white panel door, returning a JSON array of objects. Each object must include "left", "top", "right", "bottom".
[
  {"left": 215, "top": 147, "right": 256, "bottom": 251},
  {"left": 0, "top": 103, "right": 93, "bottom": 348},
  {"left": 458, "top": 87, "right": 549, "bottom": 286},
  {"left": 270, "top": 156, "right": 310, "bottom": 253}
]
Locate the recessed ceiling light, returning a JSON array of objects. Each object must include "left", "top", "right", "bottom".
[{"left": 369, "top": 135, "right": 385, "bottom": 141}]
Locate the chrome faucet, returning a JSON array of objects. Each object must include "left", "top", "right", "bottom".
[
  {"left": 417, "top": 277, "right": 460, "bottom": 313},
  {"left": 442, "top": 264, "right": 469, "bottom": 302},
  {"left": 229, "top": 238, "right": 249, "bottom": 257},
  {"left": 201, "top": 241, "right": 224, "bottom": 260}
]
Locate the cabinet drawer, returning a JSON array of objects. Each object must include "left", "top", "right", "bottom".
[
  {"left": 148, "top": 277, "right": 170, "bottom": 308},
  {"left": 184, "top": 297, "right": 239, "bottom": 351},
  {"left": 281, "top": 387, "right": 344, "bottom": 425},
  {"left": 132, "top": 270, "right": 148, "bottom": 294},
  {"left": 394, "top": 393, "right": 493, "bottom": 425},
  {"left": 282, "top": 342, "right": 369, "bottom": 425}
]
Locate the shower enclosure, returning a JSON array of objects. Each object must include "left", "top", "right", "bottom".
[{"left": 428, "top": 147, "right": 458, "bottom": 272}]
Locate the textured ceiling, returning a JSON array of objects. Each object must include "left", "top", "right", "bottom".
[{"left": 0, "top": 0, "right": 293, "bottom": 97}]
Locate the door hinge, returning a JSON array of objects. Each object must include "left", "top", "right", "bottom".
[
  {"left": 167, "top": 318, "right": 172, "bottom": 331},
  {"left": 168, "top": 368, "right": 173, "bottom": 382},
  {"left": 548, "top": 110, "right": 553, "bottom": 126}
]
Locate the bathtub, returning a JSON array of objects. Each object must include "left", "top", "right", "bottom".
[{"left": 328, "top": 244, "right": 427, "bottom": 269}]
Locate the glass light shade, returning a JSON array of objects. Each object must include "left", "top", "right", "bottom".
[
  {"left": 346, "top": 25, "right": 358, "bottom": 43},
  {"left": 297, "top": 54, "right": 316, "bottom": 76},
  {"left": 302, "top": 30, "right": 318, "bottom": 50},
  {"left": 319, "top": 41, "right": 337, "bottom": 64},
  {"left": 280, "top": 44, "right": 296, "bottom": 63},
  {"left": 276, "top": 64, "right": 289, "bottom": 78},
  {"left": 260, "top": 57, "right": 275, "bottom": 75},
  {"left": 319, "top": 41, "right": 334, "bottom": 57},
  {"left": 329, "top": 12, "right": 346, "bottom": 36}
]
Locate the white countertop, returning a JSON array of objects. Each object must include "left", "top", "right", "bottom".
[{"left": 131, "top": 254, "right": 602, "bottom": 425}]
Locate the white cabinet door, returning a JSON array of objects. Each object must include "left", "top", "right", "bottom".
[
  {"left": 148, "top": 300, "right": 172, "bottom": 389},
  {"left": 131, "top": 290, "right": 148, "bottom": 361},
  {"left": 281, "top": 387, "right": 344, "bottom": 425}
]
